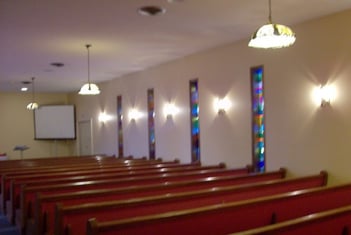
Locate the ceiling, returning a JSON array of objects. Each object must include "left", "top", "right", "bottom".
[{"left": 1, "top": 0, "right": 351, "bottom": 93}]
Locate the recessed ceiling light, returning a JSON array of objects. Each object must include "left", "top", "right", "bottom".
[
  {"left": 21, "top": 81, "right": 30, "bottom": 91},
  {"left": 138, "top": 6, "right": 166, "bottom": 16},
  {"left": 167, "top": 0, "right": 184, "bottom": 3}
]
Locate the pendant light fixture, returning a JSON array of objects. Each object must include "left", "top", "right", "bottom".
[
  {"left": 26, "top": 77, "right": 39, "bottom": 110},
  {"left": 78, "top": 44, "right": 101, "bottom": 95},
  {"left": 248, "top": 0, "right": 296, "bottom": 49}
]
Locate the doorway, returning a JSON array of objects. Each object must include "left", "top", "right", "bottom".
[{"left": 78, "top": 119, "right": 93, "bottom": 156}]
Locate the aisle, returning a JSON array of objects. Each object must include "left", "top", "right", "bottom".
[{"left": 0, "top": 215, "right": 19, "bottom": 235}]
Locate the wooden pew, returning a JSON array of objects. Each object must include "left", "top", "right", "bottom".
[
  {"left": 0, "top": 155, "right": 113, "bottom": 168},
  {"left": 3, "top": 159, "right": 186, "bottom": 211},
  {"left": 0, "top": 158, "right": 162, "bottom": 182},
  {"left": 0, "top": 155, "right": 158, "bottom": 190},
  {"left": 15, "top": 165, "right": 251, "bottom": 232},
  {"left": 33, "top": 166, "right": 265, "bottom": 235},
  {"left": 53, "top": 171, "right": 326, "bottom": 235},
  {"left": 1, "top": 158, "right": 174, "bottom": 214},
  {"left": 0, "top": 155, "right": 123, "bottom": 173},
  {"left": 0, "top": 157, "right": 160, "bottom": 177},
  {"left": 0, "top": 154, "right": 149, "bottom": 169},
  {"left": 0, "top": 155, "right": 117, "bottom": 191},
  {"left": 0, "top": 156, "right": 163, "bottom": 204},
  {"left": 84, "top": 178, "right": 351, "bottom": 235},
  {"left": 0, "top": 155, "right": 159, "bottom": 212},
  {"left": 1, "top": 156, "right": 164, "bottom": 191},
  {"left": 7, "top": 162, "right": 217, "bottom": 219},
  {"left": 11, "top": 164, "right": 229, "bottom": 227},
  {"left": 231, "top": 205, "right": 351, "bottom": 235}
]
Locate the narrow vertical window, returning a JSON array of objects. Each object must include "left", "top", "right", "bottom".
[
  {"left": 251, "top": 66, "right": 265, "bottom": 172},
  {"left": 117, "top": 95, "right": 123, "bottom": 157},
  {"left": 189, "top": 79, "right": 200, "bottom": 163},
  {"left": 147, "top": 88, "right": 156, "bottom": 159}
]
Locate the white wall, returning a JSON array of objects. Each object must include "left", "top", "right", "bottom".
[{"left": 70, "top": 9, "right": 351, "bottom": 185}]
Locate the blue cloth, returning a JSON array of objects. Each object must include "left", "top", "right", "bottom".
[{"left": 0, "top": 215, "right": 20, "bottom": 235}]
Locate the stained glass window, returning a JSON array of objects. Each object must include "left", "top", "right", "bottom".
[
  {"left": 189, "top": 79, "right": 200, "bottom": 163},
  {"left": 147, "top": 88, "right": 156, "bottom": 159},
  {"left": 251, "top": 66, "right": 265, "bottom": 172},
  {"left": 117, "top": 95, "right": 123, "bottom": 157}
]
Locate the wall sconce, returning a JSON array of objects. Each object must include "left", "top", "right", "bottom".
[
  {"left": 316, "top": 84, "right": 335, "bottom": 107},
  {"left": 163, "top": 103, "right": 179, "bottom": 119},
  {"left": 129, "top": 108, "right": 142, "bottom": 122},
  {"left": 98, "top": 112, "right": 112, "bottom": 123},
  {"left": 214, "top": 97, "right": 231, "bottom": 115}
]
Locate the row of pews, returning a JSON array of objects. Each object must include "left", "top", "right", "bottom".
[{"left": 0, "top": 155, "right": 349, "bottom": 234}]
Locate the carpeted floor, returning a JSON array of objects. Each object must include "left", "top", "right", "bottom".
[{"left": 0, "top": 215, "right": 19, "bottom": 235}]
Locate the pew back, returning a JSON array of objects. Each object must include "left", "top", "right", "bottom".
[
  {"left": 0, "top": 158, "right": 168, "bottom": 213},
  {"left": 16, "top": 165, "right": 250, "bottom": 232},
  {"left": 55, "top": 172, "right": 326, "bottom": 235},
  {"left": 86, "top": 180, "right": 351, "bottom": 235},
  {"left": 232, "top": 205, "right": 351, "bottom": 235},
  {"left": 33, "top": 166, "right": 265, "bottom": 235}
]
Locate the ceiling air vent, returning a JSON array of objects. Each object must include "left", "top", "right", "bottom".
[{"left": 138, "top": 6, "right": 166, "bottom": 16}]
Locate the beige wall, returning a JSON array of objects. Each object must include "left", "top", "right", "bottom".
[
  {"left": 0, "top": 92, "right": 75, "bottom": 159},
  {"left": 53, "top": 9, "right": 351, "bottom": 185}
]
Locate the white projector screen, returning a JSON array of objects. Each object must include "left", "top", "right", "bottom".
[{"left": 34, "top": 105, "right": 76, "bottom": 140}]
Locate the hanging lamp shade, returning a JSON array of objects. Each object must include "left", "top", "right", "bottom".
[
  {"left": 79, "top": 44, "right": 100, "bottom": 95},
  {"left": 79, "top": 83, "right": 100, "bottom": 95},
  {"left": 27, "top": 77, "right": 39, "bottom": 110},
  {"left": 27, "top": 100, "right": 39, "bottom": 110},
  {"left": 248, "top": 0, "right": 296, "bottom": 49},
  {"left": 27, "top": 102, "right": 39, "bottom": 110}
]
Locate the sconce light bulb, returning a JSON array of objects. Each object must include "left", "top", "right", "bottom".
[
  {"left": 129, "top": 109, "right": 142, "bottom": 121},
  {"left": 215, "top": 97, "right": 231, "bottom": 114},
  {"left": 99, "top": 112, "right": 112, "bottom": 123},
  {"left": 163, "top": 103, "right": 179, "bottom": 118},
  {"left": 319, "top": 85, "right": 335, "bottom": 107}
]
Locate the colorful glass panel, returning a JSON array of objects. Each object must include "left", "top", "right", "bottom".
[
  {"left": 189, "top": 79, "right": 200, "bottom": 162},
  {"left": 147, "top": 88, "right": 156, "bottom": 159},
  {"left": 117, "top": 95, "right": 123, "bottom": 157},
  {"left": 251, "top": 66, "right": 265, "bottom": 172}
]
